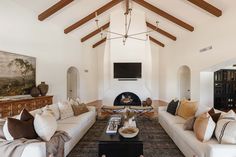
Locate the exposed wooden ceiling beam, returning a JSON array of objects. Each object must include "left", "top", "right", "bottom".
[
  {"left": 93, "top": 38, "right": 107, "bottom": 48},
  {"left": 38, "top": 0, "right": 74, "bottom": 21},
  {"left": 133, "top": 0, "right": 194, "bottom": 32},
  {"left": 146, "top": 22, "right": 176, "bottom": 41},
  {"left": 149, "top": 36, "right": 165, "bottom": 47},
  {"left": 64, "top": 0, "right": 122, "bottom": 34},
  {"left": 81, "top": 23, "right": 110, "bottom": 42},
  {"left": 187, "top": 0, "right": 222, "bottom": 17}
]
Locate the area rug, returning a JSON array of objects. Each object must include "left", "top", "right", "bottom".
[{"left": 67, "top": 118, "right": 184, "bottom": 157}]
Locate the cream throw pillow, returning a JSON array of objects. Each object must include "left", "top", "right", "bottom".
[
  {"left": 34, "top": 112, "right": 57, "bottom": 141},
  {"left": 58, "top": 101, "right": 74, "bottom": 119},
  {"left": 43, "top": 104, "right": 60, "bottom": 120},
  {"left": 193, "top": 113, "right": 215, "bottom": 142},
  {"left": 177, "top": 100, "right": 198, "bottom": 119},
  {"left": 215, "top": 119, "right": 236, "bottom": 144}
]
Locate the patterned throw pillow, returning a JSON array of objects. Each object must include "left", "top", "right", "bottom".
[
  {"left": 166, "top": 99, "right": 179, "bottom": 115},
  {"left": 58, "top": 101, "right": 74, "bottom": 119},
  {"left": 42, "top": 104, "right": 60, "bottom": 120}
]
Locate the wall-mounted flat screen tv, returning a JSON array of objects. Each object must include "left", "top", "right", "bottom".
[{"left": 114, "top": 63, "right": 142, "bottom": 79}]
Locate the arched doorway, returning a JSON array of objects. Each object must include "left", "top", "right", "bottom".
[
  {"left": 67, "top": 67, "right": 79, "bottom": 100},
  {"left": 178, "top": 65, "right": 191, "bottom": 100}
]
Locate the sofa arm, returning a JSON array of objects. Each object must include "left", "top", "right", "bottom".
[
  {"left": 21, "top": 142, "right": 46, "bottom": 157},
  {"left": 207, "top": 144, "right": 236, "bottom": 157},
  {"left": 158, "top": 106, "right": 167, "bottom": 112},
  {"left": 87, "top": 106, "right": 96, "bottom": 112}
]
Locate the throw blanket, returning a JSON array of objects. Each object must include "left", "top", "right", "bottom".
[{"left": 0, "top": 131, "right": 71, "bottom": 157}]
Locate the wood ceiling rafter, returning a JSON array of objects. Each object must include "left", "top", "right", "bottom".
[
  {"left": 93, "top": 38, "right": 107, "bottom": 48},
  {"left": 133, "top": 0, "right": 194, "bottom": 32},
  {"left": 146, "top": 22, "right": 176, "bottom": 41},
  {"left": 64, "top": 0, "right": 123, "bottom": 34},
  {"left": 149, "top": 36, "right": 165, "bottom": 47},
  {"left": 187, "top": 0, "right": 222, "bottom": 17},
  {"left": 81, "top": 22, "right": 110, "bottom": 42},
  {"left": 38, "top": 0, "right": 74, "bottom": 21},
  {"left": 92, "top": 36, "right": 165, "bottom": 48}
]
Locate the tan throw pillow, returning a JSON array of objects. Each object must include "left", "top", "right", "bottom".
[
  {"left": 71, "top": 103, "right": 89, "bottom": 116},
  {"left": 177, "top": 100, "right": 198, "bottom": 119},
  {"left": 183, "top": 116, "right": 196, "bottom": 130},
  {"left": 193, "top": 113, "right": 216, "bottom": 142}
]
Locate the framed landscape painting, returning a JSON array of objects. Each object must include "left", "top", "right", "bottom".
[{"left": 0, "top": 51, "right": 36, "bottom": 96}]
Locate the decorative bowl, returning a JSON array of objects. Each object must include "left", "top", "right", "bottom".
[{"left": 118, "top": 127, "right": 139, "bottom": 138}]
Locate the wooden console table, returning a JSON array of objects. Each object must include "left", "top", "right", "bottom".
[{"left": 0, "top": 96, "right": 53, "bottom": 118}]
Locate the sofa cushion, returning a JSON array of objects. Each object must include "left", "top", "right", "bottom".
[
  {"left": 159, "top": 111, "right": 186, "bottom": 125},
  {"left": 208, "top": 108, "right": 221, "bottom": 123},
  {"left": 183, "top": 116, "right": 196, "bottom": 130},
  {"left": 58, "top": 101, "right": 74, "bottom": 120},
  {"left": 177, "top": 100, "right": 198, "bottom": 119},
  {"left": 43, "top": 104, "right": 60, "bottom": 120},
  {"left": 34, "top": 112, "right": 57, "bottom": 141},
  {"left": 71, "top": 103, "right": 89, "bottom": 116},
  {"left": 193, "top": 113, "right": 215, "bottom": 142},
  {"left": 0, "top": 119, "right": 5, "bottom": 139},
  {"left": 215, "top": 118, "right": 236, "bottom": 144},
  {"left": 166, "top": 99, "right": 179, "bottom": 115},
  {"left": 219, "top": 110, "right": 236, "bottom": 120},
  {"left": 3, "top": 109, "right": 38, "bottom": 140}
]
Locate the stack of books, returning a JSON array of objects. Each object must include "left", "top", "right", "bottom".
[{"left": 106, "top": 115, "right": 122, "bottom": 134}]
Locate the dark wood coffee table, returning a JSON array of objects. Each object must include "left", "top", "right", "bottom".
[{"left": 98, "top": 122, "right": 143, "bottom": 157}]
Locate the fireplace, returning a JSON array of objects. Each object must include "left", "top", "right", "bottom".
[{"left": 113, "top": 92, "right": 141, "bottom": 106}]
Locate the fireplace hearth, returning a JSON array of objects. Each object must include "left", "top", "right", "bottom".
[{"left": 114, "top": 92, "right": 141, "bottom": 106}]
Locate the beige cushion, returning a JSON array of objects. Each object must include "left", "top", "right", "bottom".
[
  {"left": 58, "top": 101, "right": 74, "bottom": 120},
  {"left": 193, "top": 113, "right": 216, "bottom": 142},
  {"left": 71, "top": 103, "right": 89, "bottom": 116},
  {"left": 177, "top": 100, "right": 198, "bottom": 119},
  {"left": 34, "top": 112, "right": 57, "bottom": 141},
  {"left": 183, "top": 116, "right": 196, "bottom": 130},
  {"left": 215, "top": 118, "right": 236, "bottom": 144},
  {"left": 42, "top": 104, "right": 60, "bottom": 120}
]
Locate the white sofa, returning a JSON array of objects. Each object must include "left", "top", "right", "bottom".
[
  {"left": 20, "top": 105, "right": 96, "bottom": 157},
  {"left": 158, "top": 106, "right": 236, "bottom": 157}
]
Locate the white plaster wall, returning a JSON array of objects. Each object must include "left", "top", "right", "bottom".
[
  {"left": 159, "top": 6, "right": 236, "bottom": 104},
  {"left": 97, "top": 9, "right": 160, "bottom": 105},
  {"left": 0, "top": 0, "right": 98, "bottom": 103}
]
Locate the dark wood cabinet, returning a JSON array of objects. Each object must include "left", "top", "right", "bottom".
[
  {"left": 0, "top": 96, "right": 53, "bottom": 118},
  {"left": 214, "top": 69, "right": 236, "bottom": 111}
]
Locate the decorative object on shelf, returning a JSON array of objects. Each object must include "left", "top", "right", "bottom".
[
  {"left": 146, "top": 97, "right": 152, "bottom": 106},
  {"left": 142, "top": 101, "right": 147, "bottom": 106},
  {"left": 95, "top": 0, "right": 159, "bottom": 45},
  {"left": 30, "top": 87, "right": 40, "bottom": 97},
  {"left": 38, "top": 82, "right": 49, "bottom": 96}
]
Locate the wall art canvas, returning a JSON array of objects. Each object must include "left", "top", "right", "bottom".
[{"left": 0, "top": 51, "right": 36, "bottom": 96}]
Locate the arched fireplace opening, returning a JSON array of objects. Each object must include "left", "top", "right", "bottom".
[{"left": 113, "top": 92, "right": 141, "bottom": 106}]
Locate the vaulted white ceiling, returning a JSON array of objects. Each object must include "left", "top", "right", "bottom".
[{"left": 10, "top": 0, "right": 235, "bottom": 47}]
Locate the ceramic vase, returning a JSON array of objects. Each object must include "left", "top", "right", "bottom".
[
  {"left": 38, "top": 82, "right": 49, "bottom": 96},
  {"left": 30, "top": 87, "right": 40, "bottom": 97}
]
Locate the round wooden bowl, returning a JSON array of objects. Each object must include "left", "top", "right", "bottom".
[{"left": 118, "top": 127, "right": 139, "bottom": 138}]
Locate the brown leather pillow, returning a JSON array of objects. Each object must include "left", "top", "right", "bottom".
[
  {"left": 71, "top": 103, "right": 89, "bottom": 116},
  {"left": 7, "top": 117, "right": 38, "bottom": 139},
  {"left": 208, "top": 108, "right": 221, "bottom": 123},
  {"left": 4, "top": 109, "right": 38, "bottom": 140}
]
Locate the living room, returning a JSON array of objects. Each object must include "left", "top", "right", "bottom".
[{"left": 0, "top": 0, "right": 236, "bottom": 157}]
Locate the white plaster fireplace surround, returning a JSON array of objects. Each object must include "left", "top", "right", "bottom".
[{"left": 100, "top": 8, "right": 154, "bottom": 106}]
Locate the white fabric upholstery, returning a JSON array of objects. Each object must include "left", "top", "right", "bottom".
[
  {"left": 34, "top": 113, "right": 57, "bottom": 141},
  {"left": 159, "top": 107, "right": 236, "bottom": 157},
  {"left": 19, "top": 106, "right": 96, "bottom": 157}
]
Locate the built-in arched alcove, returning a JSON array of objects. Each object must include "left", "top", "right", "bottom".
[
  {"left": 178, "top": 65, "right": 191, "bottom": 100},
  {"left": 67, "top": 66, "right": 79, "bottom": 100}
]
